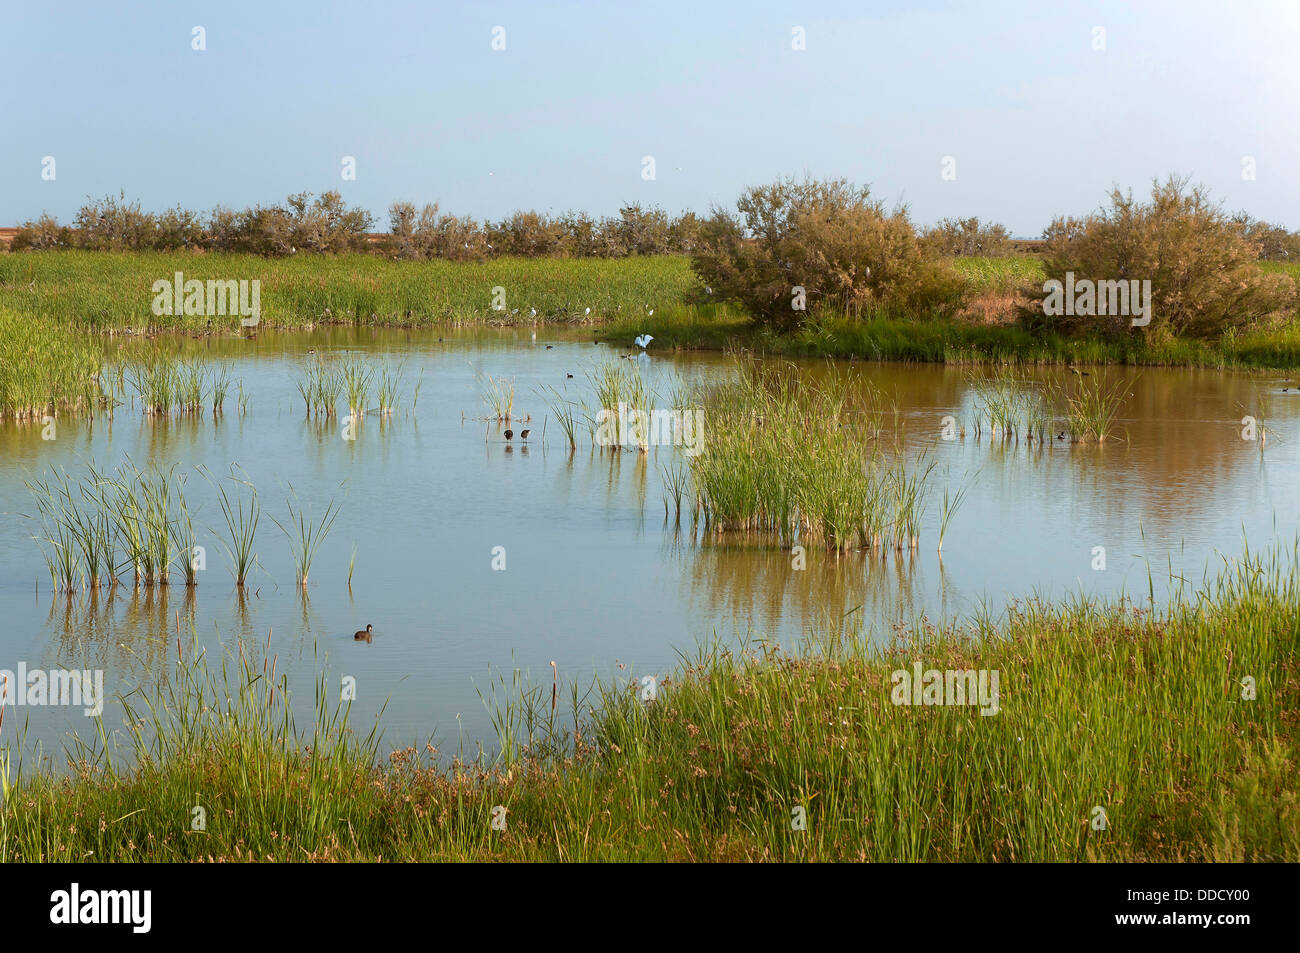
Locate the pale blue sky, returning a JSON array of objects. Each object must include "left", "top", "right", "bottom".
[{"left": 2, "top": 0, "right": 1297, "bottom": 234}]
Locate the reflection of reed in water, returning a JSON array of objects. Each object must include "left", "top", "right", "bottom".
[
  {"left": 676, "top": 535, "right": 928, "bottom": 642},
  {"left": 38, "top": 586, "right": 182, "bottom": 699}
]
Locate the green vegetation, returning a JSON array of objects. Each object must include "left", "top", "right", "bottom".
[
  {"left": 24, "top": 461, "right": 192, "bottom": 591},
  {"left": 0, "top": 250, "right": 695, "bottom": 332},
  {"left": 0, "top": 306, "right": 104, "bottom": 420},
  {"left": 2, "top": 543, "right": 1296, "bottom": 861}
]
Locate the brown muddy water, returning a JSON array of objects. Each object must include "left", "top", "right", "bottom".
[{"left": 1, "top": 327, "right": 1296, "bottom": 764}]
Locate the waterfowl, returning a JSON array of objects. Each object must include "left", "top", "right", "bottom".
[
  {"left": 566, "top": 373, "right": 574, "bottom": 379},
  {"left": 546, "top": 344, "right": 554, "bottom": 350},
  {"left": 354, "top": 624, "right": 374, "bottom": 640}
]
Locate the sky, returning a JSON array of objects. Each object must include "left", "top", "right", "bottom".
[{"left": 2, "top": 0, "right": 1298, "bottom": 235}]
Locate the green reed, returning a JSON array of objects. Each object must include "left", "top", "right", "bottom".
[
  {"left": 687, "top": 357, "right": 935, "bottom": 551},
  {"left": 537, "top": 384, "right": 579, "bottom": 450},
  {"left": 1051, "top": 371, "right": 1130, "bottom": 442},
  {"left": 127, "top": 359, "right": 179, "bottom": 416},
  {"left": 375, "top": 360, "right": 405, "bottom": 415},
  {"left": 270, "top": 488, "right": 343, "bottom": 589},
  {"left": 205, "top": 466, "right": 260, "bottom": 587},
  {"left": 479, "top": 373, "right": 516, "bottom": 421},
  {"left": 341, "top": 356, "right": 374, "bottom": 417}
]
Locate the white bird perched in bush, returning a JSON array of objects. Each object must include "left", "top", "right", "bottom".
[{"left": 635, "top": 334, "right": 654, "bottom": 348}]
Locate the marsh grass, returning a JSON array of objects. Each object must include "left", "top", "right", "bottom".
[
  {"left": 1052, "top": 371, "right": 1131, "bottom": 442},
  {"left": 0, "top": 306, "right": 104, "bottom": 421},
  {"left": 210, "top": 363, "right": 233, "bottom": 417},
  {"left": 375, "top": 360, "right": 405, "bottom": 416},
  {"left": 937, "top": 477, "right": 972, "bottom": 553},
  {"left": 126, "top": 359, "right": 178, "bottom": 416},
  {"left": 537, "top": 383, "right": 580, "bottom": 450},
  {"left": 25, "top": 461, "right": 191, "bottom": 591},
  {"left": 479, "top": 373, "right": 516, "bottom": 421},
  {"left": 970, "top": 369, "right": 1049, "bottom": 442},
  {"left": 2, "top": 543, "right": 1297, "bottom": 861},
  {"left": 687, "top": 358, "right": 934, "bottom": 550},
  {"left": 270, "top": 488, "right": 343, "bottom": 588},
  {"left": 205, "top": 466, "right": 260, "bottom": 587},
  {"left": 587, "top": 358, "right": 654, "bottom": 451},
  {"left": 340, "top": 356, "right": 375, "bottom": 418},
  {"left": 660, "top": 461, "right": 690, "bottom": 519}
]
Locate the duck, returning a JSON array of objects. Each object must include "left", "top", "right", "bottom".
[{"left": 354, "top": 623, "right": 374, "bottom": 641}]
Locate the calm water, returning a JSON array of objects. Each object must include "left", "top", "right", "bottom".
[{"left": 2, "top": 328, "right": 1297, "bottom": 763}]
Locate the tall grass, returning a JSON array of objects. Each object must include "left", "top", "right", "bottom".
[
  {"left": 537, "top": 384, "right": 580, "bottom": 450},
  {"left": 687, "top": 358, "right": 933, "bottom": 550},
  {"left": 296, "top": 356, "right": 343, "bottom": 417},
  {"left": 24, "top": 460, "right": 188, "bottom": 590},
  {"left": 341, "top": 356, "right": 374, "bottom": 418},
  {"left": 479, "top": 373, "right": 516, "bottom": 421},
  {"left": 270, "top": 489, "right": 343, "bottom": 589},
  {"left": 1051, "top": 371, "right": 1131, "bottom": 442},
  {"left": 0, "top": 306, "right": 104, "bottom": 421},
  {"left": 0, "top": 251, "right": 699, "bottom": 332},
  {"left": 206, "top": 467, "right": 260, "bottom": 587}
]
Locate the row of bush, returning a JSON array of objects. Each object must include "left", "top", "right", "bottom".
[
  {"left": 386, "top": 202, "right": 702, "bottom": 260},
  {"left": 9, "top": 193, "right": 705, "bottom": 260},
  {"left": 13, "top": 191, "right": 375, "bottom": 256},
  {"left": 686, "top": 175, "right": 1299, "bottom": 340}
]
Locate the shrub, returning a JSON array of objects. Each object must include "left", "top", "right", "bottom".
[
  {"left": 11, "top": 213, "right": 75, "bottom": 251},
  {"left": 74, "top": 192, "right": 158, "bottom": 250},
  {"left": 388, "top": 202, "right": 486, "bottom": 261},
  {"left": 690, "top": 177, "right": 964, "bottom": 331},
  {"left": 922, "top": 217, "right": 1015, "bottom": 257},
  {"left": 488, "top": 211, "right": 568, "bottom": 257},
  {"left": 1233, "top": 214, "right": 1300, "bottom": 262},
  {"left": 1032, "top": 176, "right": 1295, "bottom": 338},
  {"left": 612, "top": 203, "right": 672, "bottom": 256}
]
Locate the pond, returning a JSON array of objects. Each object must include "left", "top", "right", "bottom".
[{"left": 1, "top": 327, "right": 1296, "bottom": 763}]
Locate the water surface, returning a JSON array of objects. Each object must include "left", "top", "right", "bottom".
[{"left": 1, "top": 328, "right": 1295, "bottom": 762}]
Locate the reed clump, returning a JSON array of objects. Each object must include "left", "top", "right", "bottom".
[
  {"left": 687, "top": 359, "right": 933, "bottom": 550},
  {"left": 1050, "top": 371, "right": 1130, "bottom": 442},
  {"left": 24, "top": 460, "right": 190, "bottom": 591}
]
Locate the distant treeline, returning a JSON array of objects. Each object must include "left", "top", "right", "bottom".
[
  {"left": 25, "top": 190, "right": 1293, "bottom": 261},
  {"left": 7, "top": 191, "right": 710, "bottom": 259}
]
